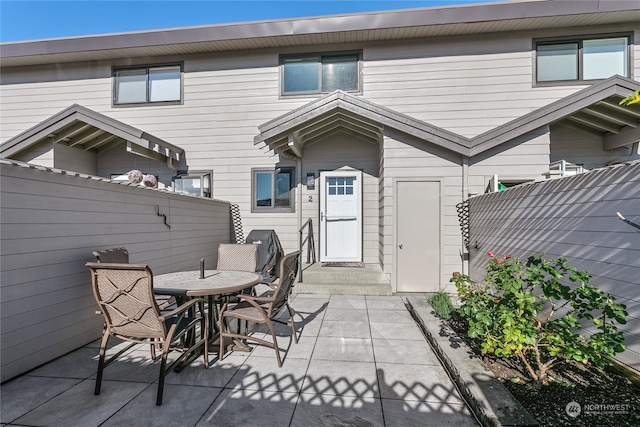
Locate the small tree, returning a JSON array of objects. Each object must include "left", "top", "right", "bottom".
[{"left": 452, "top": 253, "right": 627, "bottom": 384}]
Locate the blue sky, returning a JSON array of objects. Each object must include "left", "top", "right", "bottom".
[{"left": 0, "top": 0, "right": 501, "bottom": 42}]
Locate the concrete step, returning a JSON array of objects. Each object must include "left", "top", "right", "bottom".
[
  {"left": 300, "top": 263, "right": 389, "bottom": 284},
  {"left": 292, "top": 281, "right": 392, "bottom": 296}
]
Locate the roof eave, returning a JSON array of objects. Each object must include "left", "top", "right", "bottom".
[{"left": 3, "top": 1, "right": 640, "bottom": 65}]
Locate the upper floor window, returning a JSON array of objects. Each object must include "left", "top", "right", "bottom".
[
  {"left": 535, "top": 35, "right": 630, "bottom": 84},
  {"left": 252, "top": 168, "right": 295, "bottom": 212},
  {"left": 113, "top": 65, "right": 182, "bottom": 105},
  {"left": 281, "top": 53, "right": 359, "bottom": 95}
]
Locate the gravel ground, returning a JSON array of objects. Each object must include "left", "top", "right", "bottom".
[{"left": 449, "top": 319, "right": 640, "bottom": 427}]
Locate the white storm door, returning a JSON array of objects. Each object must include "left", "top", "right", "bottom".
[{"left": 320, "top": 171, "right": 362, "bottom": 262}]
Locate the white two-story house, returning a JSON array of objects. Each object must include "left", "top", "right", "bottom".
[{"left": 1, "top": 0, "right": 639, "bottom": 294}]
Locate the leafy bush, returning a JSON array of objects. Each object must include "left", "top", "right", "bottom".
[
  {"left": 620, "top": 88, "right": 640, "bottom": 106},
  {"left": 428, "top": 291, "right": 455, "bottom": 319},
  {"left": 451, "top": 253, "right": 627, "bottom": 384}
]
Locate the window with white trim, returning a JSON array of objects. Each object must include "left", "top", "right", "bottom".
[
  {"left": 252, "top": 168, "right": 295, "bottom": 212},
  {"left": 281, "top": 53, "right": 359, "bottom": 95},
  {"left": 113, "top": 65, "right": 182, "bottom": 105},
  {"left": 535, "top": 35, "right": 631, "bottom": 84}
]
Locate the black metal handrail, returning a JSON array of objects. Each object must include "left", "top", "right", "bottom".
[{"left": 298, "top": 218, "right": 316, "bottom": 282}]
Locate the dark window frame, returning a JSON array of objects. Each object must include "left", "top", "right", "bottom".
[
  {"left": 251, "top": 167, "right": 295, "bottom": 213},
  {"left": 112, "top": 63, "right": 184, "bottom": 106},
  {"left": 533, "top": 33, "right": 633, "bottom": 86},
  {"left": 280, "top": 51, "right": 362, "bottom": 96}
]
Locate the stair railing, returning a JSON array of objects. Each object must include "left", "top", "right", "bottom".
[{"left": 298, "top": 218, "right": 316, "bottom": 282}]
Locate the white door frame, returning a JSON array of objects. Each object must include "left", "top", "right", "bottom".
[{"left": 319, "top": 170, "right": 363, "bottom": 262}]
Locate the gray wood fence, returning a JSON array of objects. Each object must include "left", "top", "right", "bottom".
[
  {"left": 467, "top": 160, "right": 640, "bottom": 370},
  {"left": 0, "top": 159, "right": 231, "bottom": 382}
]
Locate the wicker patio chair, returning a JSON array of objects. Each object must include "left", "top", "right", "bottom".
[
  {"left": 217, "top": 242, "right": 259, "bottom": 296},
  {"left": 218, "top": 250, "right": 301, "bottom": 367},
  {"left": 86, "top": 262, "right": 208, "bottom": 406},
  {"left": 215, "top": 243, "right": 259, "bottom": 334},
  {"left": 216, "top": 243, "right": 258, "bottom": 273}
]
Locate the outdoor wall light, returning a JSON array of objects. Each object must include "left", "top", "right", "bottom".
[{"left": 306, "top": 172, "right": 315, "bottom": 190}]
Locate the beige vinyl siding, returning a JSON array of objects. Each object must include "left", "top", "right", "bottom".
[
  {"left": 550, "top": 124, "right": 635, "bottom": 170},
  {"left": 0, "top": 74, "right": 113, "bottom": 139},
  {"left": 362, "top": 34, "right": 576, "bottom": 138},
  {"left": 139, "top": 54, "right": 301, "bottom": 252},
  {"left": 362, "top": 24, "right": 638, "bottom": 138},
  {"left": 11, "top": 140, "right": 54, "bottom": 167},
  {"left": 54, "top": 144, "right": 98, "bottom": 175},
  {"left": 381, "top": 130, "right": 463, "bottom": 291},
  {"left": 0, "top": 65, "right": 114, "bottom": 160},
  {"left": 0, "top": 160, "right": 231, "bottom": 382},
  {"left": 2, "top": 24, "right": 639, "bottom": 144},
  {"left": 466, "top": 161, "right": 640, "bottom": 370},
  {"left": 468, "top": 127, "right": 551, "bottom": 195}
]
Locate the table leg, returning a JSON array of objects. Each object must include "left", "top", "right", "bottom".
[
  {"left": 203, "top": 295, "right": 226, "bottom": 359},
  {"left": 175, "top": 295, "right": 196, "bottom": 349},
  {"left": 208, "top": 295, "right": 223, "bottom": 339},
  {"left": 229, "top": 340, "right": 252, "bottom": 352},
  {"left": 173, "top": 298, "right": 208, "bottom": 372}
]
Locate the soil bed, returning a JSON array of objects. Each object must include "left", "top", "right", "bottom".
[{"left": 448, "top": 317, "right": 640, "bottom": 427}]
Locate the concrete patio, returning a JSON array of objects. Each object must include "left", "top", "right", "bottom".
[{"left": 1, "top": 294, "right": 478, "bottom": 427}]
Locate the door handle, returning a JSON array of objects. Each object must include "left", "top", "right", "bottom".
[
  {"left": 399, "top": 244, "right": 403, "bottom": 249},
  {"left": 321, "top": 212, "right": 324, "bottom": 221}
]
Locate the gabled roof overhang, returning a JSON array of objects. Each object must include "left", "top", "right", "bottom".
[
  {"left": 256, "top": 76, "right": 640, "bottom": 159},
  {"left": 255, "top": 91, "right": 471, "bottom": 157},
  {"left": 0, "top": 104, "right": 184, "bottom": 168},
  {"left": 471, "top": 75, "right": 640, "bottom": 156}
]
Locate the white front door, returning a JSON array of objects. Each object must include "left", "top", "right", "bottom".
[{"left": 320, "top": 171, "right": 362, "bottom": 262}]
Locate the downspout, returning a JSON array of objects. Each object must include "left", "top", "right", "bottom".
[
  {"left": 462, "top": 155, "right": 469, "bottom": 275},
  {"left": 297, "top": 157, "right": 302, "bottom": 244},
  {"left": 285, "top": 133, "right": 304, "bottom": 243}
]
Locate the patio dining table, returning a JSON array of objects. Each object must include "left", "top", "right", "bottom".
[
  {"left": 153, "top": 269, "right": 262, "bottom": 368},
  {"left": 154, "top": 269, "right": 262, "bottom": 298}
]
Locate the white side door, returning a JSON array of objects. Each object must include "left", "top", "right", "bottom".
[
  {"left": 396, "top": 180, "right": 441, "bottom": 292},
  {"left": 320, "top": 171, "right": 362, "bottom": 262}
]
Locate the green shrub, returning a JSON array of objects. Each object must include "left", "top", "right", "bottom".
[
  {"left": 451, "top": 253, "right": 627, "bottom": 384},
  {"left": 428, "top": 291, "right": 455, "bottom": 320}
]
